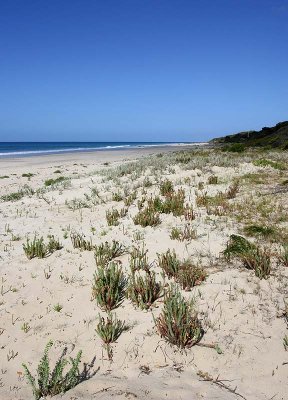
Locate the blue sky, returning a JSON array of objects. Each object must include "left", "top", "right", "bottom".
[{"left": 0, "top": 0, "right": 287, "bottom": 142}]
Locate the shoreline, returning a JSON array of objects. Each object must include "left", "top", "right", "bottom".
[{"left": 0, "top": 143, "right": 208, "bottom": 170}]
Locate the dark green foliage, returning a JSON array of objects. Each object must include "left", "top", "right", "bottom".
[
  {"left": 224, "top": 235, "right": 271, "bottom": 279},
  {"left": 127, "top": 271, "right": 163, "bottom": 310},
  {"left": 94, "top": 240, "right": 126, "bottom": 267},
  {"left": 96, "top": 313, "right": 126, "bottom": 360},
  {"left": 243, "top": 224, "right": 276, "bottom": 239},
  {"left": 222, "top": 143, "right": 245, "bottom": 153},
  {"left": 212, "top": 121, "right": 288, "bottom": 149},
  {"left": 157, "top": 249, "right": 180, "bottom": 278},
  {"left": 70, "top": 232, "right": 93, "bottom": 251},
  {"left": 92, "top": 262, "right": 127, "bottom": 311},
  {"left": 154, "top": 287, "right": 203, "bottom": 348},
  {"left": 22, "top": 173, "right": 34, "bottom": 178},
  {"left": 44, "top": 176, "right": 67, "bottom": 186},
  {"left": 22, "top": 340, "right": 82, "bottom": 400},
  {"left": 133, "top": 206, "right": 161, "bottom": 227}
]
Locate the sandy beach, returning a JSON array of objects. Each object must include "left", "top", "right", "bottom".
[{"left": 0, "top": 145, "right": 287, "bottom": 400}]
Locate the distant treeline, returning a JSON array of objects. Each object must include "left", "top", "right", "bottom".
[{"left": 211, "top": 121, "right": 288, "bottom": 151}]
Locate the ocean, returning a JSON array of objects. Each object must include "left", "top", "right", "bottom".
[{"left": 0, "top": 142, "right": 199, "bottom": 158}]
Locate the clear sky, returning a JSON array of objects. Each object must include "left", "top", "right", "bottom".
[{"left": 0, "top": 0, "right": 287, "bottom": 142}]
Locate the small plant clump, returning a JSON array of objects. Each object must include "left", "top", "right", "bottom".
[
  {"left": 278, "top": 244, "right": 288, "bottom": 267},
  {"left": 23, "top": 236, "right": 62, "bottom": 259},
  {"left": 243, "top": 224, "right": 276, "bottom": 239},
  {"left": 127, "top": 270, "right": 163, "bottom": 310},
  {"left": 157, "top": 249, "right": 180, "bottom": 278},
  {"left": 133, "top": 206, "right": 161, "bottom": 227},
  {"left": 44, "top": 176, "right": 67, "bottom": 186},
  {"left": 170, "top": 224, "right": 197, "bottom": 241},
  {"left": 106, "top": 208, "right": 121, "bottom": 226},
  {"left": 208, "top": 175, "right": 218, "bottom": 184},
  {"left": 176, "top": 262, "right": 206, "bottom": 291},
  {"left": 160, "top": 179, "right": 174, "bottom": 196},
  {"left": 70, "top": 232, "right": 93, "bottom": 251},
  {"left": 154, "top": 287, "right": 203, "bottom": 348},
  {"left": 22, "top": 340, "right": 82, "bottom": 400},
  {"left": 224, "top": 234, "right": 271, "bottom": 279},
  {"left": 92, "top": 261, "right": 127, "bottom": 311},
  {"left": 96, "top": 313, "right": 127, "bottom": 360},
  {"left": 129, "top": 244, "right": 150, "bottom": 273},
  {"left": 225, "top": 180, "right": 240, "bottom": 199},
  {"left": 94, "top": 240, "right": 126, "bottom": 267}
]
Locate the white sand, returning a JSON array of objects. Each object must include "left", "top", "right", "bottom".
[{"left": 0, "top": 146, "right": 287, "bottom": 400}]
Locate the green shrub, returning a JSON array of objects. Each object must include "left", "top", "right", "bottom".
[
  {"left": 127, "top": 271, "right": 163, "bottom": 310},
  {"left": 96, "top": 313, "right": 127, "bottom": 360},
  {"left": 22, "top": 340, "right": 82, "bottom": 400},
  {"left": 224, "top": 234, "right": 271, "bottom": 279},
  {"left": 92, "top": 262, "right": 127, "bottom": 311},
  {"left": 154, "top": 287, "right": 203, "bottom": 348},
  {"left": 94, "top": 240, "right": 126, "bottom": 267},
  {"left": 222, "top": 143, "right": 245, "bottom": 153}
]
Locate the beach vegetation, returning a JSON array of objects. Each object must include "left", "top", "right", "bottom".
[
  {"left": 224, "top": 234, "right": 271, "bottom": 279},
  {"left": 44, "top": 176, "right": 67, "bottom": 186},
  {"left": 129, "top": 244, "right": 150, "bottom": 273},
  {"left": 154, "top": 286, "right": 203, "bottom": 348},
  {"left": 70, "top": 232, "right": 93, "bottom": 251},
  {"left": 160, "top": 179, "right": 174, "bottom": 196},
  {"left": 92, "top": 261, "right": 127, "bottom": 311},
  {"left": 22, "top": 340, "right": 82, "bottom": 400},
  {"left": 127, "top": 270, "right": 163, "bottom": 310},
  {"left": 253, "top": 158, "right": 286, "bottom": 170},
  {"left": 23, "top": 235, "right": 62, "bottom": 259},
  {"left": 208, "top": 175, "right": 218, "bottom": 184},
  {"left": 94, "top": 240, "right": 126, "bottom": 267},
  {"left": 170, "top": 224, "right": 197, "bottom": 241},
  {"left": 133, "top": 206, "right": 161, "bottom": 227},
  {"left": 176, "top": 262, "right": 206, "bottom": 291},
  {"left": 96, "top": 313, "right": 127, "bottom": 360},
  {"left": 157, "top": 249, "right": 180, "bottom": 278}
]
